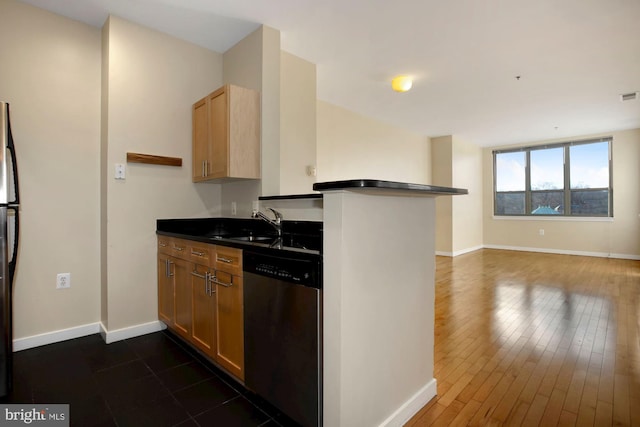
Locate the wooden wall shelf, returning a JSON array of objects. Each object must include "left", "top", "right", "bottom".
[{"left": 126, "top": 152, "right": 182, "bottom": 167}]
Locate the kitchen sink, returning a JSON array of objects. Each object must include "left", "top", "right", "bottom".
[{"left": 227, "top": 235, "right": 275, "bottom": 242}]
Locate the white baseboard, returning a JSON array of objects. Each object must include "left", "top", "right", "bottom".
[
  {"left": 436, "top": 245, "right": 483, "bottom": 257},
  {"left": 453, "top": 245, "right": 483, "bottom": 257},
  {"left": 13, "top": 323, "right": 101, "bottom": 352},
  {"left": 435, "top": 251, "right": 453, "bottom": 257},
  {"left": 378, "top": 378, "right": 437, "bottom": 427},
  {"left": 101, "top": 320, "right": 166, "bottom": 344},
  {"left": 484, "top": 244, "right": 640, "bottom": 260},
  {"left": 13, "top": 320, "right": 168, "bottom": 351}
]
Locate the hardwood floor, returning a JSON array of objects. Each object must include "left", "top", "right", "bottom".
[{"left": 406, "top": 249, "right": 640, "bottom": 427}]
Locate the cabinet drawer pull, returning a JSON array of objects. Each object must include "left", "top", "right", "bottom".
[
  {"left": 212, "top": 276, "right": 233, "bottom": 288},
  {"left": 159, "top": 242, "right": 167, "bottom": 247},
  {"left": 191, "top": 250, "right": 205, "bottom": 257},
  {"left": 173, "top": 246, "right": 185, "bottom": 251},
  {"left": 191, "top": 270, "right": 206, "bottom": 279},
  {"left": 217, "top": 256, "right": 233, "bottom": 264},
  {"left": 206, "top": 272, "right": 215, "bottom": 296},
  {"left": 165, "top": 259, "right": 174, "bottom": 277}
]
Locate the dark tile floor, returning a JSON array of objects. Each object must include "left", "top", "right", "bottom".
[{"left": 1, "top": 330, "right": 298, "bottom": 427}]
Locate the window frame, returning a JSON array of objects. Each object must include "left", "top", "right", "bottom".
[{"left": 493, "top": 137, "right": 613, "bottom": 218}]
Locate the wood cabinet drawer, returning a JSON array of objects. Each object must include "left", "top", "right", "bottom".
[
  {"left": 157, "top": 236, "right": 172, "bottom": 255},
  {"left": 214, "top": 246, "right": 242, "bottom": 275},
  {"left": 169, "top": 238, "right": 189, "bottom": 260},
  {"left": 189, "top": 241, "right": 215, "bottom": 265}
]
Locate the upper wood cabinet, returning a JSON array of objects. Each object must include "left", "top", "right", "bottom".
[{"left": 192, "top": 84, "right": 261, "bottom": 182}]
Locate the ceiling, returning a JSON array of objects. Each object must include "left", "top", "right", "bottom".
[{"left": 20, "top": 0, "right": 640, "bottom": 147}]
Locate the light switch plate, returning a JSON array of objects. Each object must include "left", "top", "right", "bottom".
[{"left": 115, "top": 164, "right": 126, "bottom": 180}]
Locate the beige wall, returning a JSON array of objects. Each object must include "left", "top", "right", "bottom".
[
  {"left": 102, "top": 16, "right": 223, "bottom": 331},
  {"left": 431, "top": 136, "right": 453, "bottom": 254},
  {"left": 280, "top": 51, "right": 317, "bottom": 195},
  {"left": 432, "top": 135, "right": 483, "bottom": 255},
  {"left": 316, "top": 101, "right": 431, "bottom": 184},
  {"left": 221, "top": 26, "right": 281, "bottom": 215},
  {"left": 0, "top": 0, "right": 102, "bottom": 338},
  {"left": 452, "top": 137, "right": 483, "bottom": 253},
  {"left": 483, "top": 128, "right": 640, "bottom": 258}
]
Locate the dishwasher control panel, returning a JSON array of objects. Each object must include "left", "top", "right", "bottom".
[{"left": 244, "top": 251, "right": 321, "bottom": 289}]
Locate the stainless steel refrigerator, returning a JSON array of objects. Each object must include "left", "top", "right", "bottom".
[{"left": 0, "top": 101, "right": 20, "bottom": 398}]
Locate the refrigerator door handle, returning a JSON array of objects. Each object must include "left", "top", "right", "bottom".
[
  {"left": 7, "top": 206, "right": 18, "bottom": 285},
  {"left": 6, "top": 105, "right": 19, "bottom": 205}
]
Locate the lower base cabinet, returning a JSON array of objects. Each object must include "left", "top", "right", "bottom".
[
  {"left": 214, "top": 271, "right": 244, "bottom": 380},
  {"left": 157, "top": 236, "right": 244, "bottom": 381},
  {"left": 191, "top": 262, "right": 216, "bottom": 358}
]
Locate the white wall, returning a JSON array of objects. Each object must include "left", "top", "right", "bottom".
[
  {"left": 323, "top": 190, "right": 436, "bottom": 426},
  {"left": 483, "top": 128, "right": 640, "bottom": 258},
  {"left": 102, "top": 16, "right": 223, "bottom": 331},
  {"left": 317, "top": 101, "right": 431, "bottom": 184},
  {"left": 0, "top": 0, "right": 102, "bottom": 339}
]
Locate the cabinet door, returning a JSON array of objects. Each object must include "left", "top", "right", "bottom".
[
  {"left": 192, "top": 97, "right": 209, "bottom": 181},
  {"left": 214, "top": 270, "right": 244, "bottom": 380},
  {"left": 173, "top": 257, "right": 192, "bottom": 339},
  {"left": 157, "top": 254, "right": 174, "bottom": 326},
  {"left": 191, "top": 263, "right": 216, "bottom": 358},
  {"left": 209, "top": 89, "right": 228, "bottom": 178}
]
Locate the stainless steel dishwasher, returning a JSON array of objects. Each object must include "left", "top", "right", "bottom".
[{"left": 243, "top": 250, "right": 322, "bottom": 427}]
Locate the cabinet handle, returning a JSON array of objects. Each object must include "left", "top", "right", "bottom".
[
  {"left": 202, "top": 160, "right": 205, "bottom": 177},
  {"left": 212, "top": 275, "right": 233, "bottom": 288},
  {"left": 205, "top": 160, "right": 208, "bottom": 177},
  {"left": 217, "top": 256, "right": 233, "bottom": 264},
  {"left": 191, "top": 250, "right": 205, "bottom": 257},
  {"left": 206, "top": 272, "right": 216, "bottom": 296},
  {"left": 173, "top": 246, "right": 184, "bottom": 251},
  {"left": 191, "top": 270, "right": 206, "bottom": 279},
  {"left": 159, "top": 242, "right": 167, "bottom": 247},
  {"left": 165, "top": 259, "right": 174, "bottom": 277}
]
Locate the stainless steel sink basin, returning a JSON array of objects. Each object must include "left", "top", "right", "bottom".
[{"left": 227, "top": 235, "right": 275, "bottom": 242}]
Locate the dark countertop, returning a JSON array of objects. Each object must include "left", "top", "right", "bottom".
[
  {"left": 157, "top": 217, "right": 322, "bottom": 259},
  {"left": 312, "top": 179, "right": 468, "bottom": 195}
]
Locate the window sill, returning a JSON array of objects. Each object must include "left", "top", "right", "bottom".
[{"left": 493, "top": 215, "right": 613, "bottom": 222}]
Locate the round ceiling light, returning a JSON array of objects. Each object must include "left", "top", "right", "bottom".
[{"left": 391, "top": 75, "right": 413, "bottom": 93}]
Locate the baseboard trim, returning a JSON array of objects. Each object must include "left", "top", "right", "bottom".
[
  {"left": 378, "top": 378, "right": 437, "bottom": 427},
  {"left": 453, "top": 245, "right": 483, "bottom": 257},
  {"left": 483, "top": 244, "right": 640, "bottom": 260},
  {"left": 13, "top": 320, "right": 169, "bottom": 352},
  {"left": 101, "top": 320, "right": 166, "bottom": 344},
  {"left": 436, "top": 245, "right": 483, "bottom": 257},
  {"left": 13, "top": 323, "right": 101, "bottom": 352},
  {"left": 435, "top": 251, "right": 453, "bottom": 257}
]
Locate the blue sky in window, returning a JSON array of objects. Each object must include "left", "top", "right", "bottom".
[
  {"left": 531, "top": 147, "right": 563, "bottom": 190},
  {"left": 570, "top": 142, "right": 609, "bottom": 189},
  {"left": 497, "top": 142, "right": 609, "bottom": 192},
  {"left": 496, "top": 152, "right": 524, "bottom": 191}
]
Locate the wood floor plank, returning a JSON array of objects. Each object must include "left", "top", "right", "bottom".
[{"left": 403, "top": 250, "right": 640, "bottom": 427}]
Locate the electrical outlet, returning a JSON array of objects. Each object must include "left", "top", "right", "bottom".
[
  {"left": 231, "top": 201, "right": 237, "bottom": 216},
  {"left": 539, "top": 229, "right": 545, "bottom": 236},
  {"left": 57, "top": 273, "right": 71, "bottom": 289}
]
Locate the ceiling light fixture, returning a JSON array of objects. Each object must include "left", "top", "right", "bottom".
[{"left": 391, "top": 75, "right": 413, "bottom": 93}]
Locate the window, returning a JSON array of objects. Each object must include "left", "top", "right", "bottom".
[{"left": 493, "top": 138, "right": 612, "bottom": 217}]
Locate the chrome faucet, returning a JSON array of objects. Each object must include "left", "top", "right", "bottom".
[{"left": 252, "top": 207, "right": 283, "bottom": 237}]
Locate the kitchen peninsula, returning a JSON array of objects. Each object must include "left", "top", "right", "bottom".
[{"left": 315, "top": 179, "right": 467, "bottom": 427}]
